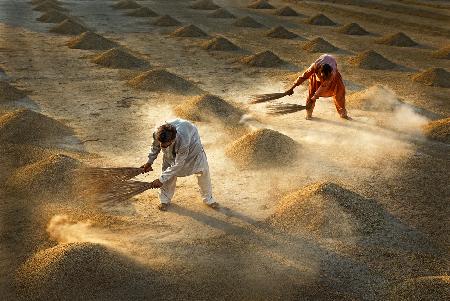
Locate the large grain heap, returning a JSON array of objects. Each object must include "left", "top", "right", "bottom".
[
  {"left": 233, "top": 16, "right": 264, "bottom": 28},
  {"left": 266, "top": 26, "right": 298, "bottom": 39},
  {"left": 338, "top": 23, "right": 369, "bottom": 35},
  {"left": 346, "top": 85, "right": 401, "bottom": 111},
  {"left": 189, "top": 0, "right": 220, "bottom": 10},
  {"left": 389, "top": 276, "right": 450, "bottom": 301},
  {"left": 16, "top": 242, "right": 153, "bottom": 300},
  {"left": 422, "top": 117, "right": 450, "bottom": 144},
  {"left": 225, "top": 128, "right": 298, "bottom": 168},
  {"left": 273, "top": 6, "right": 298, "bottom": 16},
  {"left": 127, "top": 69, "right": 200, "bottom": 94},
  {"left": 174, "top": 94, "right": 243, "bottom": 125},
  {"left": 201, "top": 36, "right": 239, "bottom": 51},
  {"left": 268, "top": 182, "right": 387, "bottom": 238},
  {"left": 247, "top": 0, "right": 275, "bottom": 9},
  {"left": 126, "top": 7, "right": 158, "bottom": 17},
  {"left": 240, "top": 50, "right": 285, "bottom": 67},
  {"left": 49, "top": 19, "right": 87, "bottom": 35},
  {"left": 6, "top": 154, "right": 80, "bottom": 196},
  {"left": 67, "top": 31, "right": 118, "bottom": 50},
  {"left": 207, "top": 8, "right": 235, "bottom": 18},
  {"left": 31, "top": 0, "right": 61, "bottom": 4},
  {"left": 377, "top": 32, "right": 418, "bottom": 47},
  {"left": 306, "top": 14, "right": 336, "bottom": 26},
  {"left": 0, "top": 81, "right": 27, "bottom": 102},
  {"left": 152, "top": 15, "right": 181, "bottom": 26},
  {"left": 412, "top": 68, "right": 450, "bottom": 88},
  {"left": 171, "top": 24, "right": 208, "bottom": 38},
  {"left": 92, "top": 48, "right": 149, "bottom": 69},
  {"left": 33, "top": 1, "right": 68, "bottom": 12},
  {"left": 0, "top": 109, "right": 71, "bottom": 144},
  {"left": 111, "top": 0, "right": 141, "bottom": 9},
  {"left": 348, "top": 50, "right": 398, "bottom": 70},
  {"left": 36, "top": 9, "right": 70, "bottom": 23},
  {"left": 432, "top": 46, "right": 450, "bottom": 60},
  {"left": 302, "top": 37, "right": 337, "bottom": 52}
]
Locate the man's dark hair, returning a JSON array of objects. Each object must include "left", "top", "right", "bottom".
[
  {"left": 318, "top": 63, "right": 333, "bottom": 80},
  {"left": 156, "top": 123, "right": 177, "bottom": 143}
]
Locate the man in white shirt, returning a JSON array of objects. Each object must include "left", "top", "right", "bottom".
[{"left": 140, "top": 119, "right": 218, "bottom": 211}]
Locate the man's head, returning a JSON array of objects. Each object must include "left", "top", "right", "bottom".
[
  {"left": 156, "top": 123, "right": 177, "bottom": 148},
  {"left": 317, "top": 63, "right": 333, "bottom": 81}
]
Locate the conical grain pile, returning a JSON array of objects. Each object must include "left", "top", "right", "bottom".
[
  {"left": 302, "top": 37, "right": 337, "bottom": 52},
  {"left": 152, "top": 15, "right": 181, "bottom": 26},
  {"left": 273, "top": 6, "right": 298, "bottom": 16},
  {"left": 0, "top": 80, "right": 27, "bottom": 102},
  {"left": 127, "top": 69, "right": 201, "bottom": 94},
  {"left": 268, "top": 182, "right": 387, "bottom": 237},
  {"left": 377, "top": 32, "right": 418, "bottom": 47},
  {"left": 207, "top": 8, "right": 235, "bottom": 18},
  {"left": 92, "top": 48, "right": 149, "bottom": 69},
  {"left": 171, "top": 24, "right": 208, "bottom": 37},
  {"left": 126, "top": 7, "right": 158, "bottom": 17},
  {"left": 240, "top": 50, "right": 285, "bottom": 67},
  {"left": 0, "top": 109, "right": 71, "bottom": 144},
  {"left": 266, "top": 26, "right": 298, "bottom": 39},
  {"left": 33, "top": 1, "right": 67, "bottom": 12},
  {"left": 67, "top": 31, "right": 118, "bottom": 50},
  {"left": 225, "top": 128, "right": 298, "bottom": 168},
  {"left": 348, "top": 50, "right": 398, "bottom": 70},
  {"left": 247, "top": 0, "right": 275, "bottom": 9},
  {"left": 233, "top": 16, "right": 264, "bottom": 28},
  {"left": 422, "top": 118, "right": 450, "bottom": 144},
  {"left": 432, "top": 46, "right": 450, "bottom": 59},
  {"left": 111, "top": 0, "right": 141, "bottom": 9},
  {"left": 0, "top": 143, "right": 56, "bottom": 172},
  {"left": 201, "top": 36, "right": 239, "bottom": 51},
  {"left": 412, "top": 68, "right": 450, "bottom": 88},
  {"left": 174, "top": 94, "right": 243, "bottom": 125},
  {"left": 346, "top": 85, "right": 401, "bottom": 111},
  {"left": 189, "top": 0, "right": 220, "bottom": 10},
  {"left": 389, "top": 276, "right": 450, "bottom": 301},
  {"left": 6, "top": 154, "right": 81, "bottom": 196},
  {"left": 16, "top": 242, "right": 153, "bottom": 301},
  {"left": 36, "top": 9, "right": 70, "bottom": 23},
  {"left": 49, "top": 19, "right": 87, "bottom": 35},
  {"left": 31, "top": 0, "right": 61, "bottom": 5},
  {"left": 338, "top": 23, "right": 369, "bottom": 35},
  {"left": 306, "top": 14, "right": 336, "bottom": 26}
]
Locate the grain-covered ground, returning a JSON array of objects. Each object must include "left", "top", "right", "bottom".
[{"left": 0, "top": 0, "right": 449, "bottom": 300}]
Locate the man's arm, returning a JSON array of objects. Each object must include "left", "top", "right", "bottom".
[
  {"left": 286, "top": 63, "right": 316, "bottom": 94},
  {"left": 147, "top": 132, "right": 161, "bottom": 165}
]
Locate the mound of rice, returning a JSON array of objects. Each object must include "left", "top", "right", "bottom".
[
  {"left": 412, "top": 68, "right": 450, "bottom": 88},
  {"left": 268, "top": 182, "right": 387, "bottom": 238},
  {"left": 207, "top": 8, "right": 235, "bottom": 18},
  {"left": 422, "top": 117, "right": 450, "bottom": 144},
  {"left": 233, "top": 16, "right": 264, "bottom": 28},
  {"left": 174, "top": 94, "right": 243, "bottom": 125},
  {"left": 33, "top": 1, "right": 67, "bottom": 12},
  {"left": 273, "top": 6, "right": 298, "bottom": 16},
  {"left": 346, "top": 85, "right": 401, "bottom": 111},
  {"left": 338, "top": 23, "right": 369, "bottom": 35},
  {"left": 0, "top": 109, "right": 71, "bottom": 144},
  {"left": 16, "top": 242, "right": 153, "bottom": 300},
  {"left": 111, "top": 0, "right": 141, "bottom": 9},
  {"left": 0, "top": 80, "right": 27, "bottom": 102},
  {"left": 152, "top": 15, "right": 181, "bottom": 26},
  {"left": 49, "top": 19, "right": 87, "bottom": 35},
  {"left": 377, "top": 32, "right": 418, "bottom": 47},
  {"left": 201, "top": 36, "right": 239, "bottom": 51},
  {"left": 247, "top": 0, "right": 275, "bottom": 9},
  {"left": 67, "top": 31, "right": 118, "bottom": 50},
  {"left": 127, "top": 69, "right": 201, "bottom": 94},
  {"left": 306, "top": 14, "right": 336, "bottom": 26},
  {"left": 266, "top": 26, "right": 298, "bottom": 39},
  {"left": 225, "top": 128, "right": 298, "bottom": 169},
  {"left": 432, "top": 46, "right": 450, "bottom": 60},
  {"left": 125, "top": 7, "right": 158, "bottom": 17},
  {"left": 92, "top": 48, "right": 149, "bottom": 69},
  {"left": 302, "top": 37, "right": 337, "bottom": 52},
  {"left": 171, "top": 24, "right": 208, "bottom": 37},
  {"left": 189, "top": 0, "right": 220, "bottom": 10},
  {"left": 240, "top": 50, "right": 286, "bottom": 67},
  {"left": 348, "top": 50, "right": 398, "bottom": 70},
  {"left": 36, "top": 9, "right": 70, "bottom": 23}
]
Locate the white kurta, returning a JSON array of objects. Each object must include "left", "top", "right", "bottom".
[{"left": 147, "top": 119, "right": 214, "bottom": 204}]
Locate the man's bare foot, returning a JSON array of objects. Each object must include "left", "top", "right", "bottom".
[
  {"left": 305, "top": 115, "right": 312, "bottom": 120},
  {"left": 206, "top": 202, "right": 219, "bottom": 209},
  {"left": 158, "top": 203, "right": 169, "bottom": 211}
]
